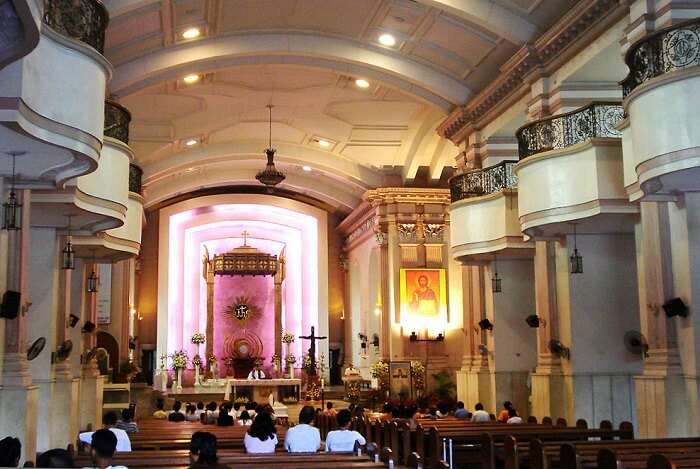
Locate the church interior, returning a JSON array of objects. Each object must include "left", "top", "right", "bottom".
[{"left": 1, "top": 0, "right": 700, "bottom": 467}]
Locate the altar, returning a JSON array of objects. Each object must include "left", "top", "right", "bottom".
[{"left": 223, "top": 378, "right": 301, "bottom": 402}]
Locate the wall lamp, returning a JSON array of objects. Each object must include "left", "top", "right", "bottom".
[{"left": 409, "top": 331, "right": 445, "bottom": 342}]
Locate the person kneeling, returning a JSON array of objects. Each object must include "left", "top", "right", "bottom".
[
  {"left": 325, "top": 409, "right": 365, "bottom": 452},
  {"left": 284, "top": 406, "right": 320, "bottom": 452},
  {"left": 244, "top": 411, "right": 277, "bottom": 453}
]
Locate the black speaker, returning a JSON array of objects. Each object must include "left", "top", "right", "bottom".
[
  {"left": 663, "top": 298, "right": 688, "bottom": 318},
  {"left": 0, "top": 291, "right": 21, "bottom": 319},
  {"left": 82, "top": 321, "right": 96, "bottom": 333}
]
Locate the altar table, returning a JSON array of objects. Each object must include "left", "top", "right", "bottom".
[{"left": 223, "top": 378, "right": 302, "bottom": 402}]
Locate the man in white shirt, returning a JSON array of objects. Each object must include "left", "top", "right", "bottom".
[
  {"left": 470, "top": 402, "right": 491, "bottom": 423},
  {"left": 506, "top": 408, "right": 524, "bottom": 424},
  {"left": 247, "top": 364, "right": 266, "bottom": 380},
  {"left": 81, "top": 428, "right": 128, "bottom": 469},
  {"left": 325, "top": 409, "right": 366, "bottom": 452},
  {"left": 79, "top": 411, "right": 132, "bottom": 452},
  {"left": 284, "top": 406, "right": 321, "bottom": 453}
]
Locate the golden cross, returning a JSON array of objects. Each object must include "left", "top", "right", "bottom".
[{"left": 242, "top": 230, "right": 249, "bottom": 246}]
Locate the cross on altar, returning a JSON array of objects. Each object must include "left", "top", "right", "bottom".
[
  {"left": 299, "top": 326, "right": 327, "bottom": 370},
  {"left": 241, "top": 230, "right": 249, "bottom": 246}
]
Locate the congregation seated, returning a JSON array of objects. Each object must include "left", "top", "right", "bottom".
[
  {"left": 454, "top": 401, "right": 470, "bottom": 419},
  {"left": 205, "top": 402, "right": 219, "bottom": 424},
  {"left": 216, "top": 406, "right": 234, "bottom": 427},
  {"left": 168, "top": 401, "right": 186, "bottom": 422},
  {"left": 116, "top": 408, "right": 138, "bottom": 433},
  {"left": 232, "top": 403, "right": 241, "bottom": 419},
  {"left": 36, "top": 448, "right": 75, "bottom": 468},
  {"left": 83, "top": 428, "right": 127, "bottom": 469},
  {"left": 186, "top": 403, "right": 200, "bottom": 422},
  {"left": 237, "top": 411, "right": 253, "bottom": 426},
  {"left": 284, "top": 405, "right": 320, "bottom": 453},
  {"left": 195, "top": 402, "right": 206, "bottom": 420},
  {"left": 244, "top": 403, "right": 257, "bottom": 419},
  {"left": 152, "top": 399, "right": 168, "bottom": 420},
  {"left": 244, "top": 411, "right": 277, "bottom": 454},
  {"left": 80, "top": 411, "right": 132, "bottom": 452},
  {"left": 189, "top": 431, "right": 228, "bottom": 469},
  {"left": 436, "top": 402, "right": 450, "bottom": 418},
  {"left": 497, "top": 400, "right": 513, "bottom": 423},
  {"left": 325, "top": 409, "right": 365, "bottom": 452},
  {"left": 322, "top": 401, "right": 337, "bottom": 417},
  {"left": 506, "top": 408, "right": 523, "bottom": 424},
  {"left": 0, "top": 436, "right": 21, "bottom": 467},
  {"left": 470, "top": 402, "right": 490, "bottom": 423}
]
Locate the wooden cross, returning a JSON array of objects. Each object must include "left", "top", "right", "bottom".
[
  {"left": 299, "top": 326, "right": 327, "bottom": 370},
  {"left": 241, "top": 230, "right": 249, "bottom": 246}
]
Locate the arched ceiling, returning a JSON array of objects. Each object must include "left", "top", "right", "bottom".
[{"left": 103, "top": 0, "right": 576, "bottom": 213}]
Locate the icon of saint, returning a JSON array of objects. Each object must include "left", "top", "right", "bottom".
[{"left": 410, "top": 274, "right": 438, "bottom": 316}]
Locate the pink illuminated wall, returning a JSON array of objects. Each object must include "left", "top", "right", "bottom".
[{"left": 212, "top": 275, "right": 274, "bottom": 361}]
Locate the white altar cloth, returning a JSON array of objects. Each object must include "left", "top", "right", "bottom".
[{"left": 223, "top": 378, "right": 302, "bottom": 401}]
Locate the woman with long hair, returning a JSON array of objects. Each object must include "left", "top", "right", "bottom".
[
  {"left": 243, "top": 410, "right": 277, "bottom": 453},
  {"left": 189, "top": 432, "right": 228, "bottom": 468}
]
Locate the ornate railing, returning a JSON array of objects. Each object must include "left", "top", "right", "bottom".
[
  {"left": 516, "top": 102, "right": 624, "bottom": 160},
  {"left": 43, "top": 0, "right": 109, "bottom": 53},
  {"left": 129, "top": 164, "right": 142, "bottom": 194},
  {"left": 622, "top": 18, "right": 700, "bottom": 97},
  {"left": 449, "top": 160, "right": 518, "bottom": 203},
  {"left": 104, "top": 100, "right": 131, "bottom": 144}
]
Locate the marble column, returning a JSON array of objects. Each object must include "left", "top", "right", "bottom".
[
  {"left": 377, "top": 229, "right": 390, "bottom": 360},
  {"left": 274, "top": 258, "right": 284, "bottom": 358},
  {"left": 386, "top": 216, "right": 402, "bottom": 359},
  {"left": 0, "top": 190, "right": 38, "bottom": 464},
  {"left": 52, "top": 240, "right": 80, "bottom": 448},
  {"left": 80, "top": 262, "right": 104, "bottom": 431}
]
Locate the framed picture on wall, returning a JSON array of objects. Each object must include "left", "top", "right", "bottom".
[
  {"left": 399, "top": 268, "right": 447, "bottom": 330},
  {"left": 389, "top": 361, "right": 412, "bottom": 399}
]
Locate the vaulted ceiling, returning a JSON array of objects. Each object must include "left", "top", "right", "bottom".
[{"left": 103, "top": 0, "right": 577, "bottom": 212}]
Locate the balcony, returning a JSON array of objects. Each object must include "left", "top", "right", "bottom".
[
  {"left": 449, "top": 161, "right": 532, "bottom": 261},
  {"left": 0, "top": 0, "right": 111, "bottom": 187},
  {"left": 621, "top": 18, "right": 700, "bottom": 197},
  {"left": 515, "top": 103, "right": 637, "bottom": 238}
]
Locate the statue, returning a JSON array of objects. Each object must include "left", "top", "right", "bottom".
[{"left": 299, "top": 326, "right": 327, "bottom": 372}]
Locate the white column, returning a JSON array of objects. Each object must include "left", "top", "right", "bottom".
[{"left": 79, "top": 262, "right": 103, "bottom": 431}]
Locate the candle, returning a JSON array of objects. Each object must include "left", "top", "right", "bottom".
[{"left": 321, "top": 378, "right": 325, "bottom": 389}]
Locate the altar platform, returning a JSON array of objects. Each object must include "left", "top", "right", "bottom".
[{"left": 166, "top": 378, "right": 302, "bottom": 403}]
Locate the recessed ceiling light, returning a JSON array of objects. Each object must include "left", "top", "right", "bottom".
[
  {"left": 302, "top": 165, "right": 312, "bottom": 172},
  {"left": 182, "top": 27, "right": 201, "bottom": 39},
  {"left": 355, "top": 79, "right": 370, "bottom": 88},
  {"left": 185, "top": 139, "right": 198, "bottom": 147},
  {"left": 183, "top": 74, "right": 200, "bottom": 84},
  {"left": 317, "top": 139, "right": 331, "bottom": 148},
  {"left": 378, "top": 33, "right": 396, "bottom": 47}
]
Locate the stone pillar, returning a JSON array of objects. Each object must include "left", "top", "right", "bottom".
[
  {"left": 377, "top": 228, "right": 390, "bottom": 360},
  {"left": 340, "top": 254, "right": 352, "bottom": 365},
  {"left": 633, "top": 201, "right": 691, "bottom": 437},
  {"left": 205, "top": 263, "right": 214, "bottom": 360},
  {"left": 52, "top": 238, "right": 80, "bottom": 448},
  {"left": 0, "top": 190, "right": 38, "bottom": 464},
  {"left": 274, "top": 258, "right": 284, "bottom": 358},
  {"left": 530, "top": 240, "right": 570, "bottom": 422},
  {"left": 80, "top": 262, "right": 104, "bottom": 431}
]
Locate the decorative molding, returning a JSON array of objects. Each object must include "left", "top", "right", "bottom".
[
  {"left": 437, "top": 0, "right": 626, "bottom": 144},
  {"left": 364, "top": 187, "right": 451, "bottom": 206},
  {"left": 346, "top": 215, "right": 376, "bottom": 245}
]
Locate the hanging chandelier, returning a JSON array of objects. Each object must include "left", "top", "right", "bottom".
[
  {"left": 255, "top": 104, "right": 285, "bottom": 191},
  {"left": 87, "top": 249, "right": 99, "bottom": 293},
  {"left": 491, "top": 254, "right": 502, "bottom": 293},
  {"left": 570, "top": 223, "right": 583, "bottom": 274},
  {"left": 3, "top": 151, "right": 25, "bottom": 231},
  {"left": 61, "top": 215, "right": 75, "bottom": 270}
]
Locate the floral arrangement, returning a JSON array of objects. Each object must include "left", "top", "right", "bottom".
[
  {"left": 191, "top": 332, "right": 206, "bottom": 345},
  {"left": 208, "top": 355, "right": 217, "bottom": 363},
  {"left": 285, "top": 354, "right": 296, "bottom": 365},
  {"left": 281, "top": 331, "right": 295, "bottom": 344},
  {"left": 234, "top": 396, "right": 249, "bottom": 404},
  {"left": 224, "top": 357, "right": 234, "bottom": 367},
  {"left": 370, "top": 359, "right": 390, "bottom": 390},
  {"left": 192, "top": 355, "right": 202, "bottom": 368},
  {"left": 170, "top": 350, "right": 189, "bottom": 370},
  {"left": 410, "top": 360, "right": 425, "bottom": 390},
  {"left": 270, "top": 353, "right": 281, "bottom": 367},
  {"left": 302, "top": 354, "right": 317, "bottom": 375}
]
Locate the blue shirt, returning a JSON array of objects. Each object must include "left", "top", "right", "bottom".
[{"left": 454, "top": 408, "right": 469, "bottom": 419}]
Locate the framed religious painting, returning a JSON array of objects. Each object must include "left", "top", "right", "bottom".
[
  {"left": 399, "top": 268, "right": 447, "bottom": 330},
  {"left": 389, "top": 361, "right": 412, "bottom": 399}
]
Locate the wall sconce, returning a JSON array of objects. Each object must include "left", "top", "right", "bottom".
[
  {"left": 478, "top": 344, "right": 488, "bottom": 355},
  {"left": 569, "top": 223, "right": 583, "bottom": 274},
  {"left": 409, "top": 331, "right": 445, "bottom": 342},
  {"left": 68, "top": 314, "right": 80, "bottom": 328},
  {"left": 358, "top": 333, "right": 368, "bottom": 358},
  {"left": 549, "top": 339, "right": 570, "bottom": 359},
  {"left": 82, "top": 321, "right": 96, "bottom": 333},
  {"left": 371, "top": 333, "right": 380, "bottom": 351}
]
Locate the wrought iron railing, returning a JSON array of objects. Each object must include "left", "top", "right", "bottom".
[
  {"left": 104, "top": 100, "right": 131, "bottom": 144},
  {"left": 43, "top": 0, "right": 109, "bottom": 53},
  {"left": 516, "top": 102, "right": 624, "bottom": 160},
  {"left": 449, "top": 160, "right": 518, "bottom": 203},
  {"left": 129, "top": 164, "right": 142, "bottom": 194},
  {"left": 621, "top": 18, "right": 700, "bottom": 97}
]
